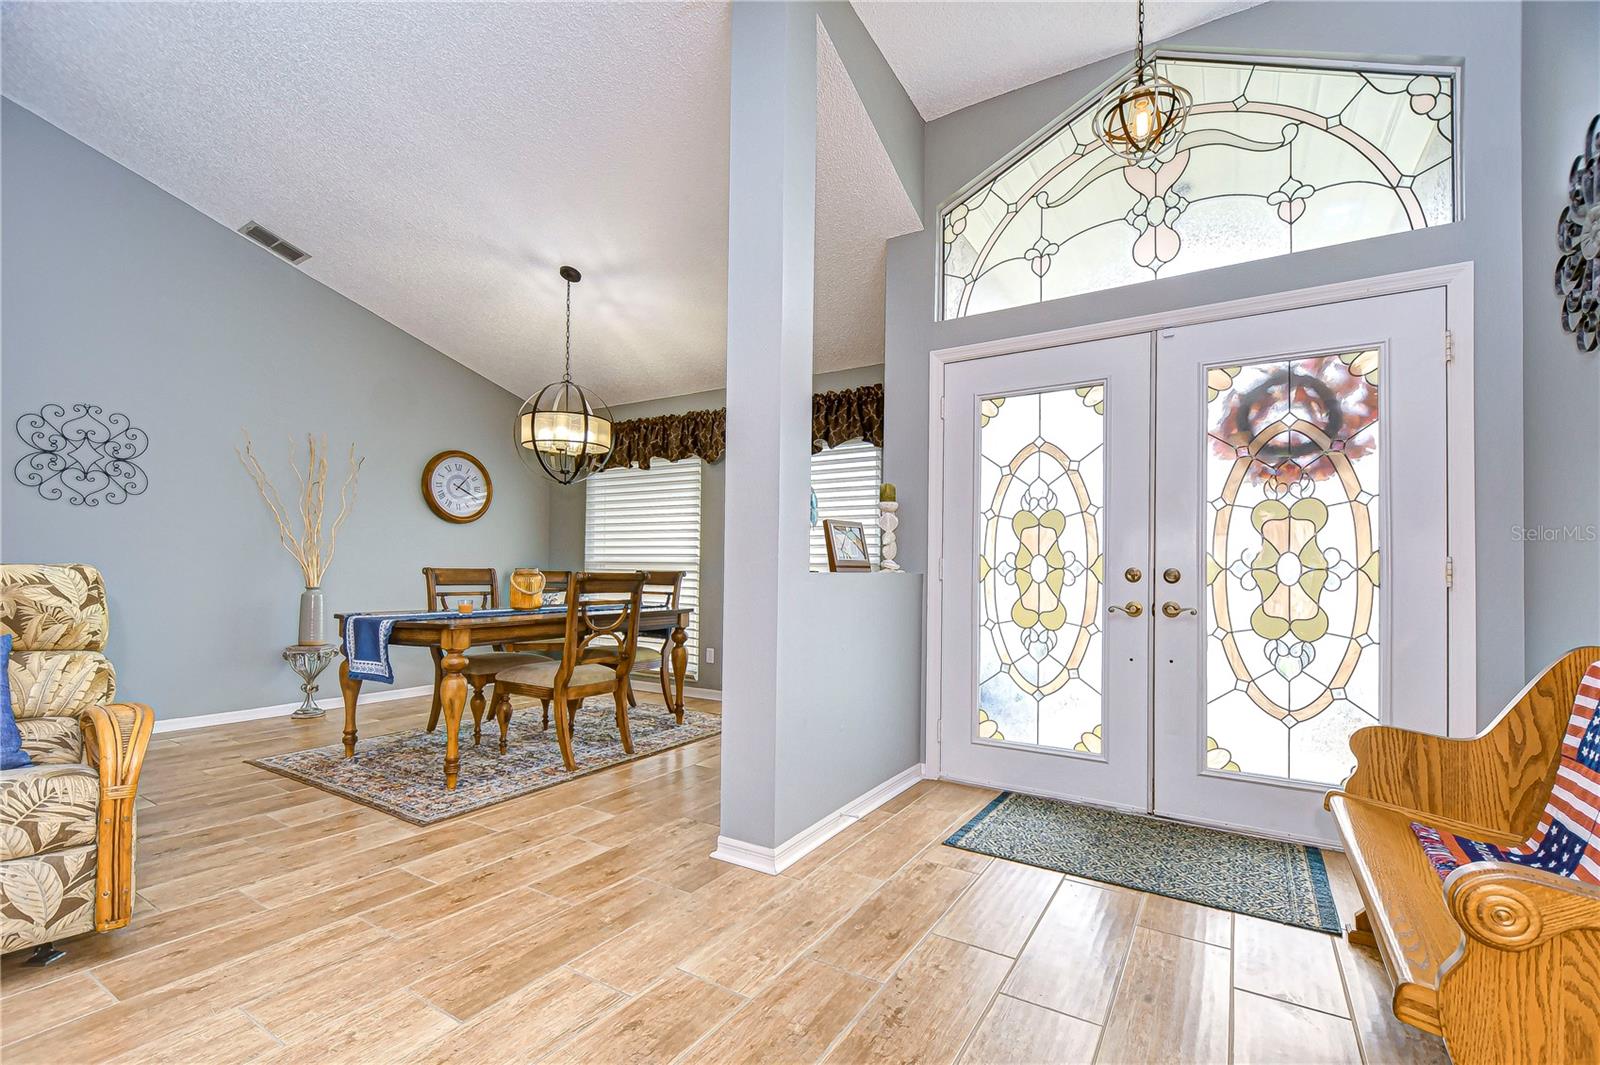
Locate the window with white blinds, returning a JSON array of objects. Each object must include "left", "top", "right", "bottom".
[
  {"left": 810, "top": 439, "right": 883, "bottom": 571},
  {"left": 584, "top": 458, "right": 702, "bottom": 680}
]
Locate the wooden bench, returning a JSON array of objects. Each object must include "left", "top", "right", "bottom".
[{"left": 1326, "top": 645, "right": 1600, "bottom": 1064}]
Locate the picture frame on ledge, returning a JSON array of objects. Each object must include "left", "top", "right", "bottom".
[{"left": 823, "top": 518, "right": 873, "bottom": 572}]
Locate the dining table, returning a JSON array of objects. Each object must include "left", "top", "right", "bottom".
[{"left": 335, "top": 605, "right": 693, "bottom": 789}]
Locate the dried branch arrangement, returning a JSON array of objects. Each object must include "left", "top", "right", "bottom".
[{"left": 237, "top": 432, "right": 364, "bottom": 587}]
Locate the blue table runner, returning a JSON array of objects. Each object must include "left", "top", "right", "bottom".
[{"left": 341, "top": 609, "right": 527, "bottom": 683}]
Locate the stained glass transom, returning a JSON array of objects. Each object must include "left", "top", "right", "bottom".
[
  {"left": 1203, "top": 349, "right": 1382, "bottom": 786},
  {"left": 976, "top": 386, "right": 1106, "bottom": 752},
  {"left": 941, "top": 57, "right": 1456, "bottom": 320}
]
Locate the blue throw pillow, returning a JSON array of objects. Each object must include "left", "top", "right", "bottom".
[{"left": 1, "top": 633, "right": 31, "bottom": 770}]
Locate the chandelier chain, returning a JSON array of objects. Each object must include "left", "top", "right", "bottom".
[
  {"left": 563, "top": 278, "right": 573, "bottom": 384},
  {"left": 1135, "top": 0, "right": 1145, "bottom": 68}
]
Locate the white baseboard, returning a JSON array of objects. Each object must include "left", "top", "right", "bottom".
[
  {"left": 711, "top": 763, "right": 925, "bottom": 875},
  {"left": 153, "top": 684, "right": 433, "bottom": 734}
]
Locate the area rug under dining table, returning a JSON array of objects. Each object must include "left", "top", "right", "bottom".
[{"left": 249, "top": 697, "right": 720, "bottom": 826}]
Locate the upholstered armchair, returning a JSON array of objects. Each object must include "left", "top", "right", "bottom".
[{"left": 1, "top": 564, "right": 153, "bottom": 963}]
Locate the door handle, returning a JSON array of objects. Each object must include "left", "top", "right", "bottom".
[
  {"left": 1161, "top": 601, "right": 1198, "bottom": 618},
  {"left": 1108, "top": 601, "right": 1144, "bottom": 618}
]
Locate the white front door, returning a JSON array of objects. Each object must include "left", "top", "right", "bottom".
[
  {"left": 936, "top": 289, "right": 1453, "bottom": 844},
  {"left": 1152, "top": 290, "right": 1450, "bottom": 842},
  {"left": 939, "top": 334, "right": 1152, "bottom": 811}
]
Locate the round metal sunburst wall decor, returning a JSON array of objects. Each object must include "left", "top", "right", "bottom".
[
  {"left": 1556, "top": 114, "right": 1599, "bottom": 352},
  {"left": 14, "top": 403, "right": 150, "bottom": 506}
]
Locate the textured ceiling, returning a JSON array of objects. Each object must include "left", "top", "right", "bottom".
[
  {"left": 817, "top": 22, "right": 922, "bottom": 381},
  {"left": 852, "top": 0, "right": 1261, "bottom": 120},
  {"left": 2, "top": 2, "right": 914, "bottom": 406}
]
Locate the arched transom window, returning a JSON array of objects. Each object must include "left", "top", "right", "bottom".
[{"left": 940, "top": 55, "right": 1457, "bottom": 320}]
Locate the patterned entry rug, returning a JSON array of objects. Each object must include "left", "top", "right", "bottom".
[
  {"left": 947, "top": 792, "right": 1341, "bottom": 933},
  {"left": 249, "top": 697, "right": 720, "bottom": 826}
]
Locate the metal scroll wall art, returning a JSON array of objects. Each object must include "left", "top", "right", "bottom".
[
  {"left": 14, "top": 403, "right": 150, "bottom": 506},
  {"left": 1557, "top": 114, "right": 1600, "bottom": 352}
]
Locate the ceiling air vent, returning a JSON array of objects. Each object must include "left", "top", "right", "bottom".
[{"left": 237, "top": 221, "right": 310, "bottom": 265}]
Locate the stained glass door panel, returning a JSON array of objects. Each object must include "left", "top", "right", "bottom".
[
  {"left": 977, "top": 387, "right": 1106, "bottom": 752},
  {"left": 1203, "top": 351, "right": 1381, "bottom": 786},
  {"left": 941, "top": 334, "right": 1151, "bottom": 811},
  {"left": 1152, "top": 290, "right": 1448, "bottom": 844}
]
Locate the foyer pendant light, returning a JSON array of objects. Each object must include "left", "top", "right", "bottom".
[
  {"left": 1092, "top": 0, "right": 1192, "bottom": 161},
  {"left": 516, "top": 266, "right": 614, "bottom": 485}
]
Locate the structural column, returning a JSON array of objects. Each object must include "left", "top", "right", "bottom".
[{"left": 717, "top": 1, "right": 818, "bottom": 853}]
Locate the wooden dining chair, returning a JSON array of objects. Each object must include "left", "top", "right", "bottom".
[
  {"left": 538, "top": 570, "right": 572, "bottom": 605},
  {"left": 502, "top": 569, "right": 571, "bottom": 720},
  {"left": 512, "top": 568, "right": 639, "bottom": 731},
  {"left": 516, "top": 569, "right": 675, "bottom": 721},
  {"left": 625, "top": 570, "right": 683, "bottom": 709},
  {"left": 534, "top": 569, "right": 684, "bottom": 710},
  {"left": 489, "top": 571, "right": 645, "bottom": 771},
  {"left": 419, "top": 567, "right": 549, "bottom": 743}
]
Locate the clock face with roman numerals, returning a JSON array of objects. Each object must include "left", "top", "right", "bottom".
[{"left": 422, "top": 450, "right": 493, "bottom": 524}]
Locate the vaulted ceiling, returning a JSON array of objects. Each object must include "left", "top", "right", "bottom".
[
  {"left": 851, "top": 1, "right": 1261, "bottom": 120},
  {"left": 2, "top": 1, "right": 920, "bottom": 406},
  {"left": 3, "top": 1, "right": 1256, "bottom": 405}
]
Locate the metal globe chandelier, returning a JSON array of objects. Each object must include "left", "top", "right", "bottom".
[
  {"left": 516, "top": 266, "right": 614, "bottom": 486},
  {"left": 1092, "top": 0, "right": 1192, "bottom": 161}
]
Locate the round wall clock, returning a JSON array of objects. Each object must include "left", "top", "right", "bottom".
[{"left": 422, "top": 450, "right": 493, "bottom": 523}]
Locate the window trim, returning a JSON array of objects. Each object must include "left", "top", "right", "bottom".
[{"left": 934, "top": 48, "right": 1464, "bottom": 322}]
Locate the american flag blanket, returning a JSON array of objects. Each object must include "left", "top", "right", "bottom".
[{"left": 1411, "top": 660, "right": 1600, "bottom": 884}]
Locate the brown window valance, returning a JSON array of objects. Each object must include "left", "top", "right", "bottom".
[
  {"left": 607, "top": 383, "right": 882, "bottom": 470},
  {"left": 607, "top": 407, "right": 727, "bottom": 470},
  {"left": 813, "top": 383, "right": 884, "bottom": 452}
]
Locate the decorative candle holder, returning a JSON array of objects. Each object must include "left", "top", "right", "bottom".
[{"left": 510, "top": 568, "right": 546, "bottom": 609}]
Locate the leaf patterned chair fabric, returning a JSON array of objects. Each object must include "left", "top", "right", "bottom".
[{"left": 1, "top": 564, "right": 153, "bottom": 955}]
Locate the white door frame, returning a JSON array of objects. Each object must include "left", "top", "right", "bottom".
[{"left": 923, "top": 263, "right": 1478, "bottom": 794}]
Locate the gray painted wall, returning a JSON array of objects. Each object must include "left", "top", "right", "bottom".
[
  {"left": 884, "top": 1, "right": 1546, "bottom": 725},
  {"left": 546, "top": 363, "right": 883, "bottom": 693},
  {"left": 775, "top": 571, "right": 924, "bottom": 843},
  {"left": 0, "top": 100, "right": 552, "bottom": 720},
  {"left": 1521, "top": 1, "right": 1600, "bottom": 669}
]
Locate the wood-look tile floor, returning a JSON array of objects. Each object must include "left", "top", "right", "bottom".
[{"left": 0, "top": 694, "right": 1451, "bottom": 1064}]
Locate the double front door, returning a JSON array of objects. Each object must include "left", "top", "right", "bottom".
[{"left": 938, "top": 290, "right": 1451, "bottom": 843}]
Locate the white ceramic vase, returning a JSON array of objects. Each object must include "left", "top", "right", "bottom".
[{"left": 878, "top": 501, "right": 902, "bottom": 572}]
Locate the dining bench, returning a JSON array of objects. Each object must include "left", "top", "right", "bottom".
[{"left": 1325, "top": 645, "right": 1600, "bottom": 1065}]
